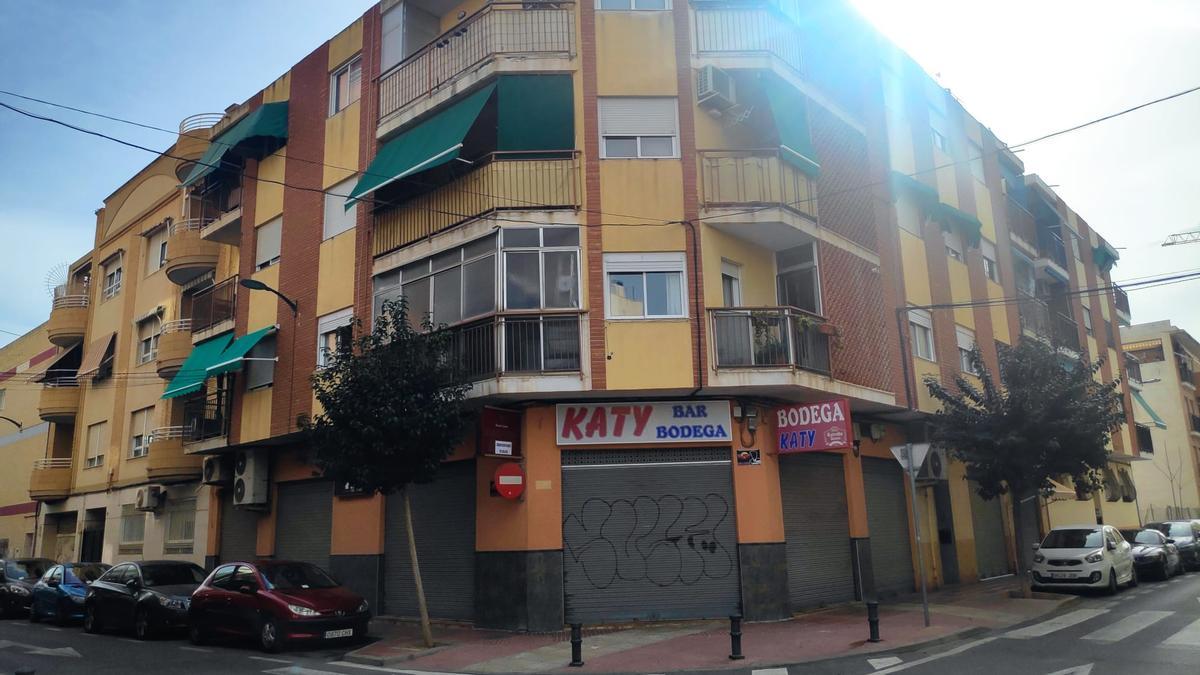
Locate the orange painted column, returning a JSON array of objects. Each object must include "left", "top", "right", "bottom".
[
  {"left": 842, "top": 451, "right": 869, "bottom": 539},
  {"left": 732, "top": 411, "right": 784, "bottom": 544}
]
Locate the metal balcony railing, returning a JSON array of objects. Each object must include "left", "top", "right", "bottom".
[
  {"left": 1113, "top": 285, "right": 1131, "bottom": 316},
  {"left": 170, "top": 386, "right": 234, "bottom": 443},
  {"left": 169, "top": 217, "right": 215, "bottom": 236},
  {"left": 698, "top": 149, "right": 818, "bottom": 219},
  {"left": 42, "top": 376, "right": 79, "bottom": 388},
  {"left": 179, "top": 113, "right": 224, "bottom": 136},
  {"left": 373, "top": 151, "right": 581, "bottom": 256},
  {"left": 1017, "top": 293, "right": 1079, "bottom": 352},
  {"left": 443, "top": 311, "right": 585, "bottom": 383},
  {"left": 51, "top": 294, "right": 88, "bottom": 310},
  {"left": 189, "top": 276, "right": 237, "bottom": 334},
  {"left": 1125, "top": 355, "right": 1143, "bottom": 384},
  {"left": 1006, "top": 197, "right": 1037, "bottom": 248},
  {"left": 1177, "top": 355, "right": 1195, "bottom": 386},
  {"left": 160, "top": 319, "right": 192, "bottom": 334},
  {"left": 1051, "top": 310, "right": 1081, "bottom": 352},
  {"left": 378, "top": 2, "right": 576, "bottom": 122},
  {"left": 1135, "top": 424, "right": 1154, "bottom": 453},
  {"left": 693, "top": 5, "right": 803, "bottom": 74},
  {"left": 708, "top": 306, "right": 831, "bottom": 375},
  {"left": 1191, "top": 414, "right": 1200, "bottom": 434},
  {"left": 32, "top": 458, "right": 72, "bottom": 470},
  {"left": 1037, "top": 225, "right": 1069, "bottom": 269}
]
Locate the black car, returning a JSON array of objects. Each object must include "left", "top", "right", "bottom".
[
  {"left": 1146, "top": 521, "right": 1200, "bottom": 571},
  {"left": 1120, "top": 528, "right": 1182, "bottom": 580},
  {"left": 84, "top": 560, "right": 207, "bottom": 639},
  {"left": 0, "top": 558, "right": 55, "bottom": 617}
]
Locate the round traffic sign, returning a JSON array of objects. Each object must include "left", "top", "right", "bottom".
[{"left": 493, "top": 462, "right": 525, "bottom": 500}]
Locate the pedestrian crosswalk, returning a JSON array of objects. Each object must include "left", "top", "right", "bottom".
[
  {"left": 1081, "top": 611, "right": 1172, "bottom": 642},
  {"left": 1003, "top": 606, "right": 1200, "bottom": 649}
]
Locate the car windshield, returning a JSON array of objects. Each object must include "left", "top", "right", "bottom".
[
  {"left": 1150, "top": 523, "right": 1193, "bottom": 538},
  {"left": 5, "top": 560, "right": 50, "bottom": 581},
  {"left": 1122, "top": 530, "right": 1161, "bottom": 545},
  {"left": 1041, "top": 529, "right": 1103, "bottom": 549},
  {"left": 259, "top": 563, "right": 339, "bottom": 590},
  {"left": 65, "top": 565, "right": 108, "bottom": 584},
  {"left": 141, "top": 564, "right": 206, "bottom": 587}
]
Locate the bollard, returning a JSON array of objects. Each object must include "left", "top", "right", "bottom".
[
  {"left": 867, "top": 601, "right": 881, "bottom": 643},
  {"left": 729, "top": 615, "right": 745, "bottom": 660},
  {"left": 569, "top": 623, "right": 584, "bottom": 667}
]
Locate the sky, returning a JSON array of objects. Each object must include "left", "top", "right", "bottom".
[{"left": 1, "top": 0, "right": 1198, "bottom": 348}]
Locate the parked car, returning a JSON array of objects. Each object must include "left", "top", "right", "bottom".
[
  {"left": 0, "top": 558, "right": 55, "bottom": 618},
  {"left": 1146, "top": 521, "right": 1200, "bottom": 570},
  {"left": 1030, "top": 524, "right": 1135, "bottom": 594},
  {"left": 29, "top": 563, "right": 110, "bottom": 625},
  {"left": 188, "top": 560, "right": 369, "bottom": 652},
  {"left": 1120, "top": 528, "right": 1182, "bottom": 580},
  {"left": 83, "top": 560, "right": 207, "bottom": 639}
]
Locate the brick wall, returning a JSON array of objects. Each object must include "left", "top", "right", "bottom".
[
  {"left": 354, "top": 6, "right": 382, "bottom": 334},
  {"left": 810, "top": 106, "right": 877, "bottom": 252},
  {"left": 579, "top": 1, "right": 606, "bottom": 390},
  {"left": 820, "top": 243, "right": 891, "bottom": 391}
]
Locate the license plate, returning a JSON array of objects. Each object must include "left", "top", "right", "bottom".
[
  {"left": 1049, "top": 572, "right": 1075, "bottom": 579},
  {"left": 324, "top": 628, "right": 354, "bottom": 639}
]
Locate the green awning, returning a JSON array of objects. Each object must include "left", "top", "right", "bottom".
[
  {"left": 347, "top": 83, "right": 497, "bottom": 207},
  {"left": 1092, "top": 243, "right": 1119, "bottom": 271},
  {"left": 497, "top": 75, "right": 574, "bottom": 152},
  {"left": 162, "top": 334, "right": 234, "bottom": 399},
  {"left": 181, "top": 102, "right": 290, "bottom": 187},
  {"left": 762, "top": 77, "right": 820, "bottom": 178},
  {"left": 890, "top": 171, "right": 939, "bottom": 206},
  {"left": 207, "top": 326, "right": 276, "bottom": 377},
  {"left": 1132, "top": 389, "right": 1167, "bottom": 429},
  {"left": 933, "top": 202, "right": 984, "bottom": 246}
]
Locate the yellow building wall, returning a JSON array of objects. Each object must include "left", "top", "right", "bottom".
[
  {"left": 327, "top": 18, "right": 363, "bottom": 72},
  {"left": 255, "top": 149, "right": 287, "bottom": 226},
  {"left": 1101, "top": 497, "right": 1140, "bottom": 529},
  {"left": 595, "top": 12, "right": 677, "bottom": 96},
  {"left": 262, "top": 73, "right": 291, "bottom": 104},
  {"left": 899, "top": 231, "right": 931, "bottom": 306},
  {"left": 247, "top": 264, "right": 281, "bottom": 330},
  {"left": 913, "top": 358, "right": 941, "bottom": 412},
  {"left": 440, "top": 0, "right": 488, "bottom": 32},
  {"left": 1047, "top": 496, "right": 1098, "bottom": 529},
  {"left": 886, "top": 115, "right": 916, "bottom": 175},
  {"left": 947, "top": 459, "right": 981, "bottom": 582},
  {"left": 0, "top": 327, "right": 53, "bottom": 556},
  {"left": 239, "top": 387, "right": 273, "bottom": 443},
  {"left": 605, "top": 321, "right": 694, "bottom": 390},
  {"left": 599, "top": 162, "right": 686, "bottom": 245},
  {"left": 733, "top": 413, "right": 785, "bottom": 543},
  {"left": 933, "top": 148, "right": 958, "bottom": 208},
  {"left": 947, "top": 259, "right": 974, "bottom": 328},
  {"left": 476, "top": 407, "right": 563, "bottom": 551},
  {"left": 987, "top": 280, "right": 1010, "bottom": 345},
  {"left": 316, "top": 231, "right": 357, "bottom": 316},
  {"left": 700, "top": 225, "right": 776, "bottom": 307},
  {"left": 973, "top": 182, "right": 995, "bottom": 242}
]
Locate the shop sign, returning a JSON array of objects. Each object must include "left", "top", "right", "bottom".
[
  {"left": 775, "top": 398, "right": 852, "bottom": 453},
  {"left": 556, "top": 401, "right": 732, "bottom": 446}
]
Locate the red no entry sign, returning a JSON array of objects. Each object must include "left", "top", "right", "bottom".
[{"left": 493, "top": 462, "right": 525, "bottom": 500}]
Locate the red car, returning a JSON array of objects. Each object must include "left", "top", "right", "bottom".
[{"left": 188, "top": 560, "right": 369, "bottom": 652}]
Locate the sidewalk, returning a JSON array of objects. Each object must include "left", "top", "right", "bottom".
[{"left": 347, "top": 577, "right": 1077, "bottom": 673}]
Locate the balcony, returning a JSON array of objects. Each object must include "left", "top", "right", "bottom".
[
  {"left": 174, "top": 113, "right": 222, "bottom": 182},
  {"left": 1113, "top": 285, "right": 1131, "bottom": 326},
  {"left": 29, "top": 458, "right": 72, "bottom": 501},
  {"left": 145, "top": 431, "right": 203, "bottom": 483},
  {"left": 373, "top": 152, "right": 580, "bottom": 256},
  {"left": 1017, "top": 293, "right": 1080, "bottom": 353},
  {"left": 693, "top": 4, "right": 803, "bottom": 74},
  {"left": 443, "top": 311, "right": 587, "bottom": 396},
  {"left": 1035, "top": 226, "right": 1070, "bottom": 281},
  {"left": 1006, "top": 197, "right": 1037, "bottom": 256},
  {"left": 164, "top": 218, "right": 221, "bottom": 285},
  {"left": 37, "top": 378, "right": 80, "bottom": 424},
  {"left": 709, "top": 307, "right": 831, "bottom": 374},
  {"left": 378, "top": 2, "right": 576, "bottom": 133},
  {"left": 46, "top": 292, "right": 89, "bottom": 347},
  {"left": 698, "top": 149, "right": 819, "bottom": 250},
  {"left": 1179, "top": 355, "right": 1196, "bottom": 389},
  {"left": 1135, "top": 424, "right": 1154, "bottom": 454},
  {"left": 156, "top": 320, "right": 193, "bottom": 379},
  {"left": 189, "top": 276, "right": 237, "bottom": 338},
  {"left": 1125, "top": 354, "right": 1142, "bottom": 388},
  {"left": 198, "top": 184, "right": 244, "bottom": 245},
  {"left": 1192, "top": 415, "right": 1200, "bottom": 437}
]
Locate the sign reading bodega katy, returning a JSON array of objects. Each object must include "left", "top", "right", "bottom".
[
  {"left": 776, "top": 398, "right": 852, "bottom": 453},
  {"left": 556, "top": 401, "right": 732, "bottom": 445}
]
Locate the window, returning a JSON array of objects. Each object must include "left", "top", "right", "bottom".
[
  {"left": 981, "top": 239, "right": 999, "bottom": 283},
  {"left": 129, "top": 407, "right": 153, "bottom": 459},
  {"left": 776, "top": 243, "right": 821, "bottom": 314},
  {"left": 329, "top": 56, "right": 362, "bottom": 115},
  {"left": 102, "top": 262, "right": 122, "bottom": 300},
  {"left": 943, "top": 228, "right": 964, "bottom": 262},
  {"left": 1081, "top": 306, "right": 1093, "bottom": 335},
  {"left": 120, "top": 504, "right": 145, "bottom": 554},
  {"left": 968, "top": 140, "right": 985, "bottom": 182},
  {"left": 381, "top": 233, "right": 499, "bottom": 329},
  {"left": 957, "top": 326, "right": 977, "bottom": 375},
  {"left": 930, "top": 116, "right": 949, "bottom": 154},
  {"left": 244, "top": 334, "right": 277, "bottom": 390},
  {"left": 721, "top": 260, "right": 741, "bottom": 307},
  {"left": 163, "top": 499, "right": 196, "bottom": 554},
  {"left": 322, "top": 177, "right": 358, "bottom": 240},
  {"left": 255, "top": 216, "right": 282, "bottom": 270},
  {"left": 908, "top": 308, "right": 936, "bottom": 361},
  {"left": 1069, "top": 231, "right": 1082, "bottom": 260},
  {"left": 896, "top": 196, "right": 924, "bottom": 235},
  {"left": 210, "top": 565, "right": 237, "bottom": 590},
  {"left": 136, "top": 318, "right": 160, "bottom": 365},
  {"left": 502, "top": 227, "right": 581, "bottom": 311},
  {"left": 317, "top": 308, "right": 354, "bottom": 368},
  {"left": 605, "top": 252, "right": 687, "bottom": 319},
  {"left": 599, "top": 98, "right": 678, "bottom": 159},
  {"left": 381, "top": 4, "right": 404, "bottom": 73},
  {"left": 598, "top": 0, "right": 669, "bottom": 9},
  {"left": 85, "top": 422, "right": 107, "bottom": 469},
  {"left": 145, "top": 226, "right": 169, "bottom": 276}
]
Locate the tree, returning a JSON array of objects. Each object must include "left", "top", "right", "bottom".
[
  {"left": 924, "top": 339, "right": 1126, "bottom": 591},
  {"left": 303, "top": 298, "right": 473, "bottom": 647}
]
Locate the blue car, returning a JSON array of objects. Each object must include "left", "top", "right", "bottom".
[{"left": 29, "top": 563, "right": 110, "bottom": 625}]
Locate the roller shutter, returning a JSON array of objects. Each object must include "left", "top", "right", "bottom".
[
  {"left": 969, "top": 480, "right": 1011, "bottom": 579},
  {"left": 383, "top": 460, "right": 476, "bottom": 620},
  {"left": 863, "top": 457, "right": 915, "bottom": 598},
  {"left": 219, "top": 490, "right": 259, "bottom": 564},
  {"left": 561, "top": 447, "right": 739, "bottom": 623},
  {"left": 275, "top": 481, "right": 333, "bottom": 571},
  {"left": 780, "top": 452, "right": 855, "bottom": 609}
]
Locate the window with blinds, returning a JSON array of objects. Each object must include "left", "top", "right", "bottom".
[
  {"left": 120, "top": 504, "right": 145, "bottom": 554},
  {"left": 255, "top": 216, "right": 282, "bottom": 270},
  {"left": 85, "top": 422, "right": 108, "bottom": 469},
  {"left": 129, "top": 407, "right": 153, "bottom": 459},
  {"left": 164, "top": 499, "right": 197, "bottom": 554},
  {"left": 598, "top": 97, "right": 679, "bottom": 158}
]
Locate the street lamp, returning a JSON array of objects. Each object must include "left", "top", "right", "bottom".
[
  {"left": 0, "top": 416, "right": 21, "bottom": 430},
  {"left": 239, "top": 278, "right": 298, "bottom": 315}
]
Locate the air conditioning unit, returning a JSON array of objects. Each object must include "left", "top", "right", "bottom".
[
  {"left": 203, "top": 456, "right": 232, "bottom": 486},
  {"left": 1000, "top": 177, "right": 1010, "bottom": 196},
  {"left": 135, "top": 485, "right": 164, "bottom": 512},
  {"left": 233, "top": 449, "right": 269, "bottom": 507},
  {"left": 697, "top": 65, "right": 736, "bottom": 112},
  {"left": 917, "top": 447, "right": 949, "bottom": 481}
]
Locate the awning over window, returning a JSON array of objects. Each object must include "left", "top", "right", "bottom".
[
  {"left": 347, "top": 84, "right": 497, "bottom": 207},
  {"left": 762, "top": 77, "right": 820, "bottom": 178},
  {"left": 181, "top": 102, "right": 290, "bottom": 187},
  {"left": 1092, "top": 243, "right": 1119, "bottom": 271},
  {"left": 162, "top": 334, "right": 234, "bottom": 400},
  {"left": 207, "top": 326, "right": 276, "bottom": 377},
  {"left": 77, "top": 332, "right": 116, "bottom": 380},
  {"left": 890, "top": 171, "right": 939, "bottom": 206},
  {"left": 32, "top": 343, "right": 82, "bottom": 384},
  {"left": 933, "top": 202, "right": 983, "bottom": 246},
  {"left": 1132, "top": 389, "right": 1167, "bottom": 429}
]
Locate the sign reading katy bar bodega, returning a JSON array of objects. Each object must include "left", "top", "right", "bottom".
[
  {"left": 556, "top": 401, "right": 732, "bottom": 445},
  {"left": 776, "top": 398, "right": 852, "bottom": 453}
]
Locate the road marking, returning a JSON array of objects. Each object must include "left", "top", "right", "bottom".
[
  {"left": 263, "top": 668, "right": 344, "bottom": 675},
  {"left": 0, "top": 640, "right": 81, "bottom": 658},
  {"left": 867, "top": 637, "right": 996, "bottom": 674},
  {"left": 179, "top": 646, "right": 211, "bottom": 652},
  {"left": 1082, "top": 610, "right": 1172, "bottom": 642},
  {"left": 327, "top": 661, "right": 470, "bottom": 675},
  {"left": 249, "top": 656, "right": 294, "bottom": 664},
  {"left": 44, "top": 626, "right": 62, "bottom": 631},
  {"left": 869, "top": 656, "right": 904, "bottom": 669},
  {"left": 1044, "top": 665, "right": 1093, "bottom": 675},
  {"left": 1004, "top": 609, "right": 1109, "bottom": 639},
  {"left": 751, "top": 669, "right": 788, "bottom": 675},
  {"left": 1161, "top": 617, "right": 1200, "bottom": 649}
]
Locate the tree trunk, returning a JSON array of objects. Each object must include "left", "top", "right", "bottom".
[
  {"left": 403, "top": 489, "right": 434, "bottom": 648},
  {"left": 1011, "top": 495, "right": 1032, "bottom": 598}
]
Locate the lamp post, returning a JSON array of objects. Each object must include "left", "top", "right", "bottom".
[
  {"left": 239, "top": 279, "right": 300, "bottom": 431},
  {"left": 0, "top": 416, "right": 21, "bottom": 430}
]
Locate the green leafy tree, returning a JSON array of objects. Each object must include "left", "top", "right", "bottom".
[
  {"left": 924, "top": 339, "right": 1126, "bottom": 588},
  {"left": 304, "top": 298, "right": 472, "bottom": 646}
]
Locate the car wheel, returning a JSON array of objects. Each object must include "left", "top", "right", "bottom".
[
  {"left": 83, "top": 603, "right": 100, "bottom": 634},
  {"left": 1129, "top": 566, "right": 1139, "bottom": 588},
  {"left": 1161, "top": 560, "right": 1172, "bottom": 581},
  {"left": 1106, "top": 568, "right": 1119, "bottom": 595},
  {"left": 134, "top": 608, "right": 154, "bottom": 641},
  {"left": 188, "top": 620, "right": 208, "bottom": 646},
  {"left": 259, "top": 616, "right": 282, "bottom": 653},
  {"left": 27, "top": 602, "right": 39, "bottom": 623}
]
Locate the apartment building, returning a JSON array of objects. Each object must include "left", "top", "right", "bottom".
[
  {"left": 24, "top": 0, "right": 1138, "bottom": 629},
  {"left": 1122, "top": 321, "right": 1200, "bottom": 521},
  {"left": 0, "top": 324, "right": 55, "bottom": 559}
]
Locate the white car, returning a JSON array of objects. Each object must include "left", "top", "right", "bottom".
[{"left": 1030, "top": 524, "right": 1136, "bottom": 594}]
